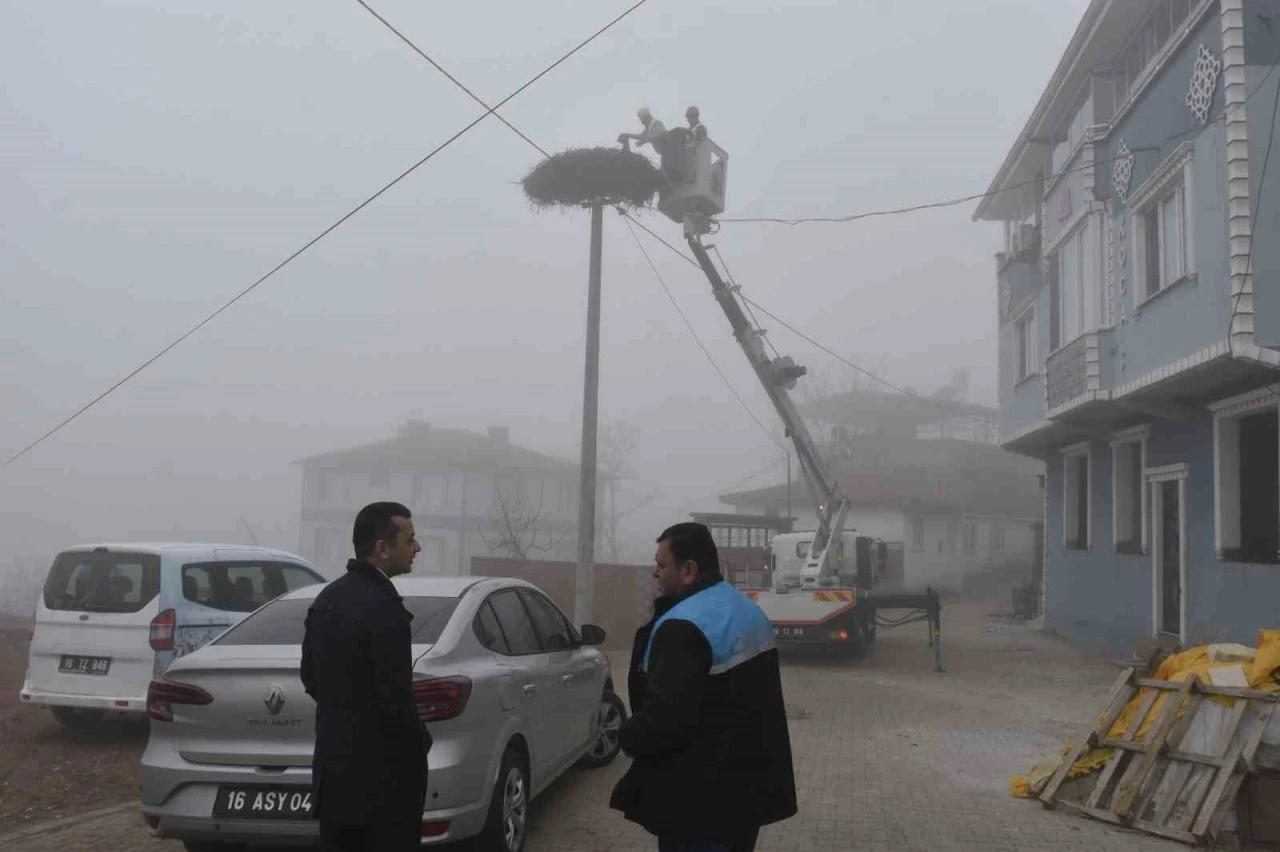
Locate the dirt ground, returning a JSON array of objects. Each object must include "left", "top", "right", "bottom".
[{"left": 0, "top": 619, "right": 149, "bottom": 831}]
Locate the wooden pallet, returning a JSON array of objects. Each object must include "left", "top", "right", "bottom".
[{"left": 1040, "top": 667, "right": 1279, "bottom": 845}]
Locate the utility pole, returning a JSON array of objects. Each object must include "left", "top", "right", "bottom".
[{"left": 575, "top": 202, "right": 604, "bottom": 626}]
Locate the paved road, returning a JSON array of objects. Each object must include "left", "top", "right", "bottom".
[{"left": 1, "top": 602, "right": 1180, "bottom": 852}]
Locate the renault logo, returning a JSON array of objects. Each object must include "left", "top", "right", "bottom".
[{"left": 264, "top": 685, "right": 286, "bottom": 716}]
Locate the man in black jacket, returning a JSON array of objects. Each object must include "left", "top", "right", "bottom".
[
  {"left": 301, "top": 501, "right": 430, "bottom": 852},
  {"left": 610, "top": 522, "right": 797, "bottom": 852}
]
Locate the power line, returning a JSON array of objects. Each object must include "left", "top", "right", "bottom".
[
  {"left": 669, "top": 455, "right": 788, "bottom": 518},
  {"left": 618, "top": 210, "right": 961, "bottom": 412},
  {"left": 621, "top": 215, "right": 785, "bottom": 449},
  {"left": 355, "top": 0, "right": 784, "bottom": 450},
  {"left": 719, "top": 72, "right": 1278, "bottom": 228},
  {"left": 353, "top": 0, "right": 552, "bottom": 159},
  {"left": 0, "top": 1, "right": 649, "bottom": 471}
]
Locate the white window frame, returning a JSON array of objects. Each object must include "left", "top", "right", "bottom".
[
  {"left": 1062, "top": 441, "right": 1092, "bottom": 549},
  {"left": 911, "top": 516, "right": 925, "bottom": 552},
  {"left": 1210, "top": 386, "right": 1280, "bottom": 560},
  {"left": 1111, "top": 424, "right": 1150, "bottom": 554},
  {"left": 1147, "top": 462, "right": 1189, "bottom": 641},
  {"left": 963, "top": 522, "right": 977, "bottom": 554},
  {"left": 1013, "top": 305, "right": 1037, "bottom": 384},
  {"left": 989, "top": 524, "right": 1007, "bottom": 552},
  {"left": 1128, "top": 143, "right": 1195, "bottom": 306}
]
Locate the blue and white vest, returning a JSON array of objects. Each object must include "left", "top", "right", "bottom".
[{"left": 641, "top": 581, "right": 777, "bottom": 675}]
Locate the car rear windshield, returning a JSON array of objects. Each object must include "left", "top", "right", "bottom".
[
  {"left": 42, "top": 551, "right": 161, "bottom": 614},
  {"left": 215, "top": 595, "right": 460, "bottom": 646}
]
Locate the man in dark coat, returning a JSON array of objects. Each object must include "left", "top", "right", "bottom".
[
  {"left": 610, "top": 522, "right": 797, "bottom": 852},
  {"left": 301, "top": 501, "right": 430, "bottom": 852}
]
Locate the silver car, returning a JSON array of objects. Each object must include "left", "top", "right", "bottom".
[{"left": 139, "top": 575, "right": 627, "bottom": 852}]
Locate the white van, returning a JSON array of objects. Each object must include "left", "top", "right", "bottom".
[{"left": 20, "top": 543, "right": 325, "bottom": 729}]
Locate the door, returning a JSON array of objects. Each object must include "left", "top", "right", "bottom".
[
  {"left": 1159, "top": 480, "right": 1182, "bottom": 637},
  {"left": 518, "top": 589, "right": 602, "bottom": 758},
  {"left": 485, "top": 590, "right": 560, "bottom": 780},
  {"left": 28, "top": 549, "right": 162, "bottom": 699}
]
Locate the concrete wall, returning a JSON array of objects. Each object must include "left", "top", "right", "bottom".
[{"left": 1044, "top": 412, "right": 1280, "bottom": 655}]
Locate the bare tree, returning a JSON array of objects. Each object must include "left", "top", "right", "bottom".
[
  {"left": 481, "top": 482, "right": 567, "bottom": 561},
  {"left": 597, "top": 421, "right": 657, "bottom": 564}
]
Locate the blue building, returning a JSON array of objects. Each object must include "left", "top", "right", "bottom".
[{"left": 976, "top": 0, "right": 1280, "bottom": 655}]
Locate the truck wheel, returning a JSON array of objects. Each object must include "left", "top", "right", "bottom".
[{"left": 474, "top": 747, "right": 529, "bottom": 852}]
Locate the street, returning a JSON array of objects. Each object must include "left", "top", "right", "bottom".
[{"left": 0, "top": 600, "right": 1182, "bottom": 852}]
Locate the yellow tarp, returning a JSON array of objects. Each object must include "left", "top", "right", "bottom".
[{"left": 1011, "top": 631, "right": 1280, "bottom": 800}]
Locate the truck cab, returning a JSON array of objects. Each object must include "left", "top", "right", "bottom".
[{"left": 770, "top": 532, "right": 886, "bottom": 592}]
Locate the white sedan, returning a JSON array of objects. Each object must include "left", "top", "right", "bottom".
[{"left": 139, "top": 575, "right": 626, "bottom": 852}]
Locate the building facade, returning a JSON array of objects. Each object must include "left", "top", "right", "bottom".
[
  {"left": 720, "top": 388, "right": 1044, "bottom": 593},
  {"left": 977, "top": 0, "right": 1280, "bottom": 654},
  {"left": 296, "top": 421, "right": 590, "bottom": 576}
]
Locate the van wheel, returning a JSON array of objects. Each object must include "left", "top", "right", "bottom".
[
  {"left": 50, "top": 706, "right": 106, "bottom": 730},
  {"left": 577, "top": 691, "right": 626, "bottom": 769},
  {"left": 474, "top": 747, "right": 528, "bottom": 852}
]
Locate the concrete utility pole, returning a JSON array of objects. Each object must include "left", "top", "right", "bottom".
[{"left": 575, "top": 202, "right": 604, "bottom": 626}]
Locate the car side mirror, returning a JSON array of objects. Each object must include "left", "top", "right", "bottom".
[{"left": 579, "top": 623, "right": 607, "bottom": 647}]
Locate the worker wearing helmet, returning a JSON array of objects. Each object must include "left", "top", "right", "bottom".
[
  {"left": 610, "top": 522, "right": 797, "bottom": 852},
  {"left": 618, "top": 106, "right": 667, "bottom": 153}
]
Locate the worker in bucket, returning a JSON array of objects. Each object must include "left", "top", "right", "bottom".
[
  {"left": 610, "top": 522, "right": 797, "bottom": 852},
  {"left": 618, "top": 106, "right": 667, "bottom": 154}
]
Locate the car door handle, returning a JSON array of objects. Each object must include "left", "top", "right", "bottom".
[
  {"left": 522, "top": 684, "right": 537, "bottom": 695},
  {"left": 562, "top": 674, "right": 575, "bottom": 685}
]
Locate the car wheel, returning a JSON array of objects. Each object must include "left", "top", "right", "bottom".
[
  {"left": 50, "top": 706, "right": 106, "bottom": 731},
  {"left": 182, "top": 843, "right": 248, "bottom": 852},
  {"left": 475, "top": 747, "right": 528, "bottom": 852},
  {"left": 576, "top": 691, "right": 626, "bottom": 769}
]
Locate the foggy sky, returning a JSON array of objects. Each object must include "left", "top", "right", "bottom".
[{"left": 0, "top": 0, "right": 1088, "bottom": 579}]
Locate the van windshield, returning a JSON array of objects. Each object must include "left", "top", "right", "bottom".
[{"left": 43, "top": 551, "right": 161, "bottom": 614}]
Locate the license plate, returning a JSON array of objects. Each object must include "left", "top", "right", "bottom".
[
  {"left": 213, "top": 787, "right": 313, "bottom": 820},
  {"left": 772, "top": 626, "right": 807, "bottom": 639},
  {"left": 58, "top": 655, "right": 111, "bottom": 675}
]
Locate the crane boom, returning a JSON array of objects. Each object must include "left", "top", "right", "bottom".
[{"left": 685, "top": 234, "right": 851, "bottom": 589}]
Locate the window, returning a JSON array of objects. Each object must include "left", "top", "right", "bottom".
[
  {"left": 519, "top": 589, "right": 578, "bottom": 650},
  {"left": 1140, "top": 183, "right": 1187, "bottom": 298},
  {"left": 413, "top": 476, "right": 449, "bottom": 512},
  {"left": 990, "top": 525, "right": 1007, "bottom": 553},
  {"left": 213, "top": 595, "right": 457, "bottom": 646},
  {"left": 1112, "top": 428, "right": 1149, "bottom": 554},
  {"left": 1062, "top": 444, "right": 1091, "bottom": 549},
  {"left": 1213, "top": 391, "right": 1280, "bottom": 564},
  {"left": 486, "top": 590, "right": 542, "bottom": 655},
  {"left": 370, "top": 468, "right": 390, "bottom": 487},
  {"left": 1014, "top": 308, "right": 1037, "bottom": 382},
  {"left": 1114, "top": 0, "right": 1194, "bottom": 106},
  {"left": 180, "top": 561, "right": 324, "bottom": 613},
  {"left": 946, "top": 519, "right": 958, "bottom": 553},
  {"left": 911, "top": 517, "right": 925, "bottom": 552},
  {"left": 474, "top": 599, "right": 511, "bottom": 654},
  {"left": 42, "top": 551, "right": 161, "bottom": 614},
  {"left": 1059, "top": 228, "right": 1082, "bottom": 344},
  {"left": 963, "top": 523, "right": 977, "bottom": 554},
  {"left": 1130, "top": 146, "right": 1194, "bottom": 302}
]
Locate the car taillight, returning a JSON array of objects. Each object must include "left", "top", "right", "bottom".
[
  {"left": 149, "top": 608, "right": 176, "bottom": 652},
  {"left": 412, "top": 676, "right": 471, "bottom": 722},
  {"left": 146, "top": 678, "right": 213, "bottom": 722}
]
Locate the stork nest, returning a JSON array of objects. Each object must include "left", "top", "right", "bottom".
[{"left": 521, "top": 146, "right": 664, "bottom": 210}]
